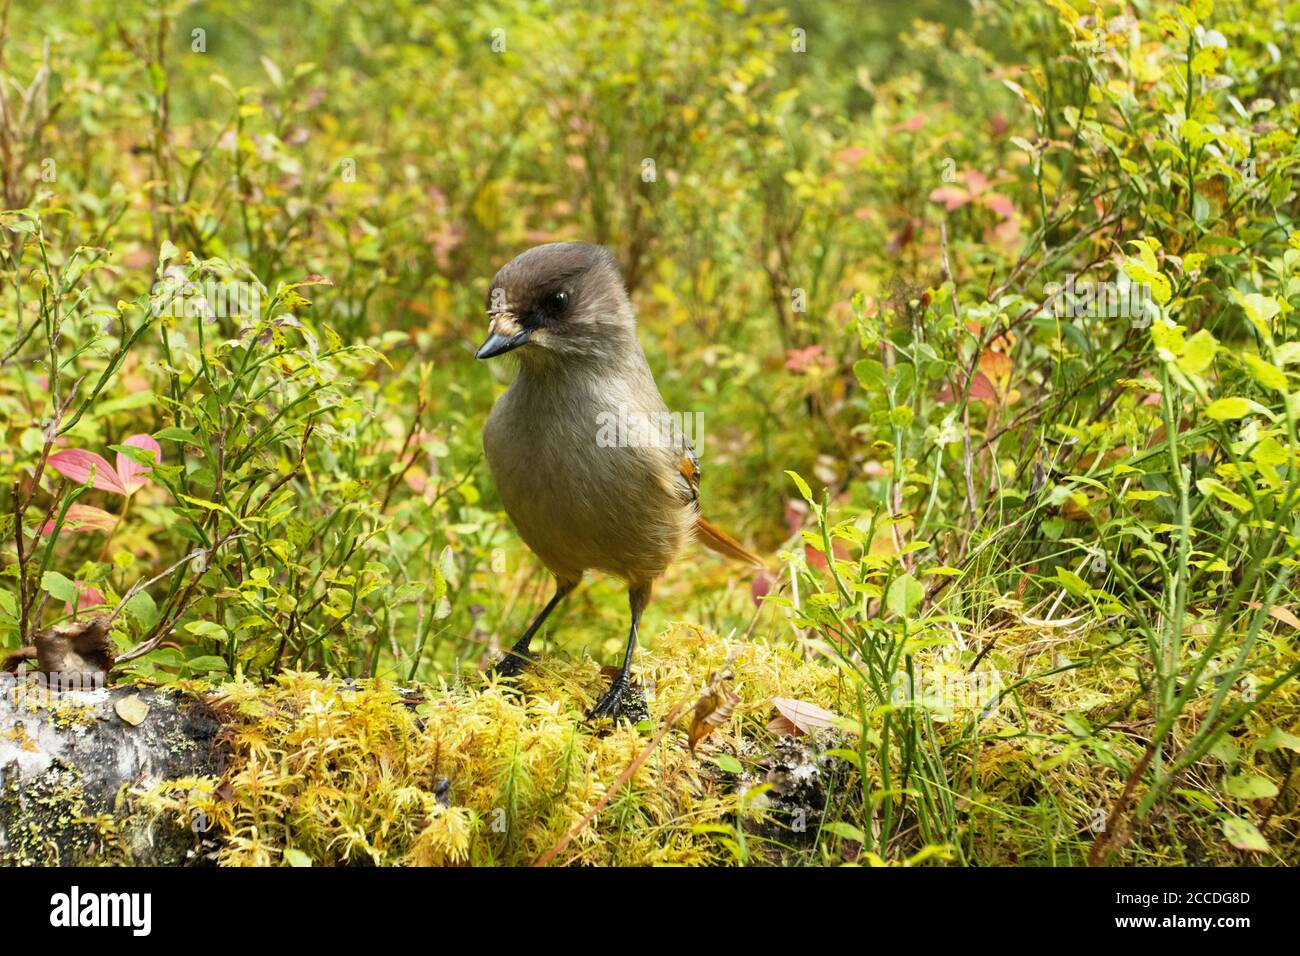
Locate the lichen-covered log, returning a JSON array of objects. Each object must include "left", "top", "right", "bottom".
[{"left": 0, "top": 683, "right": 223, "bottom": 865}]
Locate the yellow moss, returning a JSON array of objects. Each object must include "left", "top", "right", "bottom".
[{"left": 141, "top": 624, "right": 847, "bottom": 866}]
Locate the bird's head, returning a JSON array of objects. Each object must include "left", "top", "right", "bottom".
[{"left": 475, "top": 242, "right": 634, "bottom": 366}]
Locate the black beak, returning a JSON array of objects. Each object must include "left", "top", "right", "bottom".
[{"left": 475, "top": 328, "right": 532, "bottom": 360}]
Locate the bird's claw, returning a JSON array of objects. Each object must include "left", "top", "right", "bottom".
[
  {"left": 588, "top": 677, "right": 649, "bottom": 723},
  {"left": 588, "top": 678, "right": 631, "bottom": 721}
]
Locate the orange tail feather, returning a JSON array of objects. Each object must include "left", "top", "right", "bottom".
[{"left": 695, "top": 516, "right": 764, "bottom": 568}]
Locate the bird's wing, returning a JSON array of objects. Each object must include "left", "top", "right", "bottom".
[{"left": 675, "top": 442, "right": 702, "bottom": 512}]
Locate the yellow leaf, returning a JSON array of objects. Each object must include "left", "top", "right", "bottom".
[
  {"left": 115, "top": 694, "right": 150, "bottom": 727},
  {"left": 1205, "top": 397, "right": 1252, "bottom": 421},
  {"left": 1242, "top": 353, "right": 1287, "bottom": 392}
]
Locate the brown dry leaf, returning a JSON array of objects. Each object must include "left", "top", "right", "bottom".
[
  {"left": 34, "top": 615, "right": 115, "bottom": 676},
  {"left": 1, "top": 647, "right": 36, "bottom": 673},
  {"left": 1245, "top": 602, "right": 1300, "bottom": 631},
  {"left": 688, "top": 669, "right": 738, "bottom": 754},
  {"left": 1271, "top": 606, "right": 1300, "bottom": 630},
  {"left": 771, "top": 697, "right": 840, "bottom": 735},
  {"left": 767, "top": 714, "right": 798, "bottom": 735}
]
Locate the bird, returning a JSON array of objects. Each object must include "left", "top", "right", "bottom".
[{"left": 475, "top": 242, "right": 763, "bottom": 720}]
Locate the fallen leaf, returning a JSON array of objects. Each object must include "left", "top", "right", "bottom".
[
  {"left": 1245, "top": 601, "right": 1300, "bottom": 631},
  {"left": 771, "top": 696, "right": 840, "bottom": 735},
  {"left": 767, "top": 714, "right": 799, "bottom": 735},
  {"left": 689, "top": 669, "right": 738, "bottom": 754},
  {"left": 33, "top": 615, "right": 115, "bottom": 676},
  {"left": 115, "top": 694, "right": 150, "bottom": 727}
]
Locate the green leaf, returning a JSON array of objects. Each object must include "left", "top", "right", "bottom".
[
  {"left": 853, "top": 359, "right": 884, "bottom": 390},
  {"left": 283, "top": 848, "right": 312, "bottom": 867},
  {"left": 1257, "top": 727, "right": 1300, "bottom": 753},
  {"left": 154, "top": 426, "right": 200, "bottom": 445},
  {"left": 1205, "top": 397, "right": 1252, "bottom": 421},
  {"left": 1124, "top": 489, "right": 1169, "bottom": 502},
  {"left": 1176, "top": 329, "right": 1217, "bottom": 375},
  {"left": 94, "top": 392, "right": 156, "bottom": 416},
  {"left": 1225, "top": 773, "right": 1278, "bottom": 800},
  {"left": 1242, "top": 353, "right": 1287, "bottom": 392},
  {"left": 1210, "top": 737, "right": 1241, "bottom": 764},
  {"left": 785, "top": 469, "right": 814, "bottom": 504},
  {"left": 1054, "top": 566, "right": 1091, "bottom": 598},
  {"left": 1174, "top": 787, "right": 1219, "bottom": 812},
  {"left": 1251, "top": 437, "right": 1288, "bottom": 467},
  {"left": 40, "top": 571, "right": 79, "bottom": 605},
  {"left": 1063, "top": 712, "right": 1092, "bottom": 737},
  {"left": 125, "top": 591, "right": 158, "bottom": 629},
  {"left": 885, "top": 572, "right": 923, "bottom": 618},
  {"left": 184, "top": 655, "right": 229, "bottom": 675},
  {"left": 1221, "top": 815, "right": 1270, "bottom": 852},
  {"left": 184, "top": 620, "right": 229, "bottom": 642},
  {"left": 822, "top": 821, "right": 866, "bottom": 842},
  {"left": 713, "top": 754, "right": 743, "bottom": 774},
  {"left": 1232, "top": 290, "right": 1280, "bottom": 342},
  {"left": 1196, "top": 477, "right": 1252, "bottom": 512}
]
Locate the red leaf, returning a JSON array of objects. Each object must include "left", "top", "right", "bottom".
[
  {"left": 41, "top": 504, "right": 118, "bottom": 536},
  {"left": 117, "top": 434, "right": 162, "bottom": 494},
  {"left": 47, "top": 450, "right": 125, "bottom": 494},
  {"left": 964, "top": 169, "right": 990, "bottom": 193},
  {"left": 967, "top": 371, "right": 1001, "bottom": 402},
  {"left": 73, "top": 584, "right": 106, "bottom": 612},
  {"left": 937, "top": 371, "right": 1000, "bottom": 404},
  {"left": 928, "top": 186, "right": 972, "bottom": 211},
  {"left": 980, "top": 192, "right": 1016, "bottom": 219},
  {"left": 784, "top": 345, "right": 827, "bottom": 373}
]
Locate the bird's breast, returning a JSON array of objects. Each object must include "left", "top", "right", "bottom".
[{"left": 483, "top": 373, "right": 694, "bottom": 583}]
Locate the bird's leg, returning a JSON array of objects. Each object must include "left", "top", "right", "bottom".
[
  {"left": 488, "top": 580, "right": 575, "bottom": 678},
  {"left": 589, "top": 584, "right": 650, "bottom": 721}
]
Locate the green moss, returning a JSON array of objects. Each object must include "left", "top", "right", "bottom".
[{"left": 140, "top": 625, "right": 854, "bottom": 866}]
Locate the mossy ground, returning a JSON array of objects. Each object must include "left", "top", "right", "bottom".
[
  {"left": 142, "top": 624, "right": 848, "bottom": 866},
  {"left": 133, "top": 612, "right": 1300, "bottom": 866}
]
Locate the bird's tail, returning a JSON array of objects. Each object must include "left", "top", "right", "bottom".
[{"left": 695, "top": 516, "right": 764, "bottom": 568}]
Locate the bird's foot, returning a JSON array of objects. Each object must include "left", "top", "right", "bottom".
[
  {"left": 587, "top": 676, "right": 648, "bottom": 724},
  {"left": 486, "top": 649, "right": 532, "bottom": 680}
]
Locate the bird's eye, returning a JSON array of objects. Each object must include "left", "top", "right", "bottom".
[{"left": 549, "top": 291, "right": 569, "bottom": 311}]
